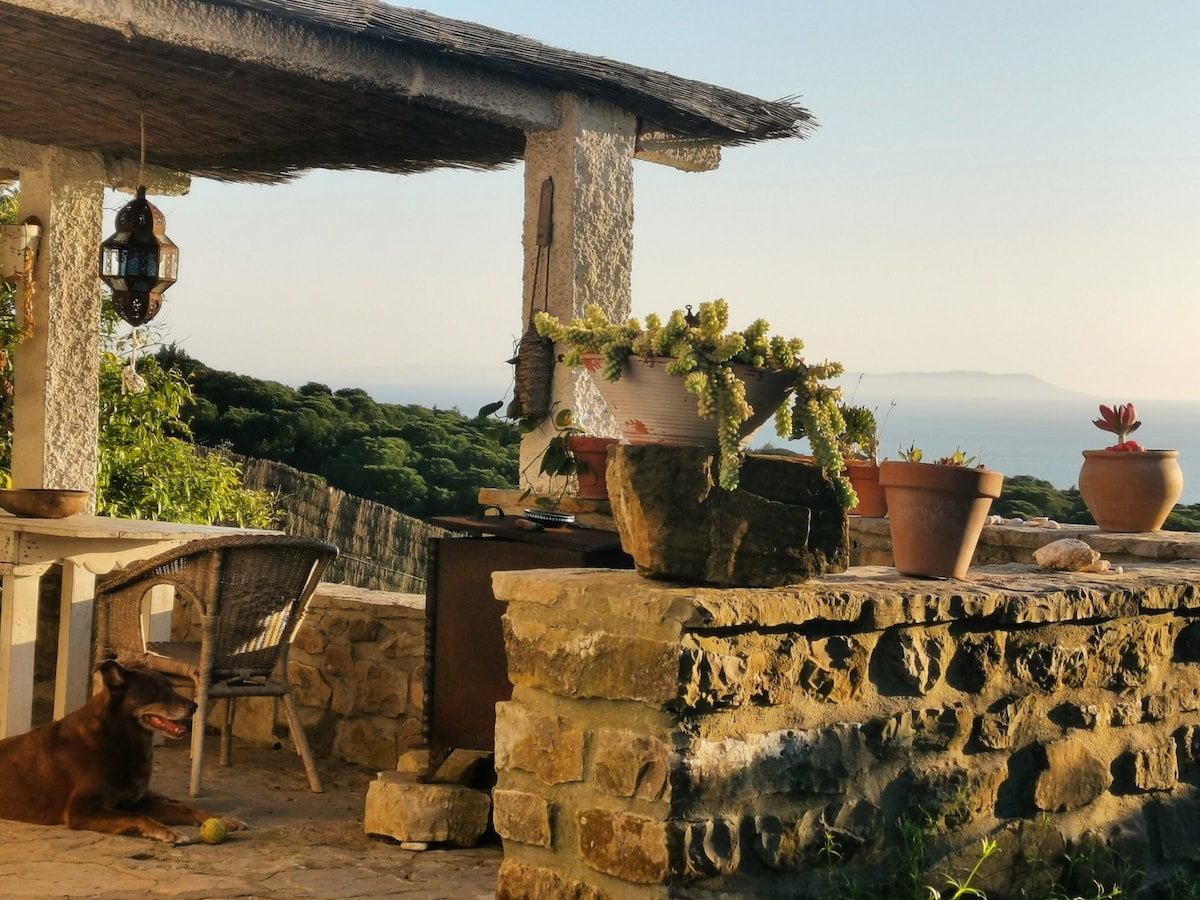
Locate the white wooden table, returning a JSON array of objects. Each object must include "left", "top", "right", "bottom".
[{"left": 0, "top": 515, "right": 273, "bottom": 737}]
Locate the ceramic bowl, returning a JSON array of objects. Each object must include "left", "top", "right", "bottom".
[{"left": 0, "top": 488, "right": 90, "bottom": 518}]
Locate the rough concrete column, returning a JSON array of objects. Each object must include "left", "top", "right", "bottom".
[
  {"left": 11, "top": 157, "right": 105, "bottom": 495},
  {"left": 519, "top": 95, "right": 635, "bottom": 486}
]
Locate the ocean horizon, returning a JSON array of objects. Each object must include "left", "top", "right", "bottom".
[{"left": 322, "top": 372, "right": 1200, "bottom": 507}]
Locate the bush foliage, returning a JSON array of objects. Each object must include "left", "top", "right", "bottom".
[{"left": 159, "top": 347, "right": 520, "bottom": 519}]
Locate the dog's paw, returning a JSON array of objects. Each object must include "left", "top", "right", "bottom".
[
  {"left": 221, "top": 815, "right": 248, "bottom": 832},
  {"left": 151, "top": 825, "right": 189, "bottom": 844}
]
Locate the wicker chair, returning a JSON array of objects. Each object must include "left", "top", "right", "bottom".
[{"left": 93, "top": 534, "right": 339, "bottom": 797}]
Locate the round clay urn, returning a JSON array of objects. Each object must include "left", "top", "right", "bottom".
[
  {"left": 879, "top": 461, "right": 1004, "bottom": 579},
  {"left": 1078, "top": 449, "right": 1183, "bottom": 532}
]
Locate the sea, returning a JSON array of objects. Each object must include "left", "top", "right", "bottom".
[
  {"left": 331, "top": 368, "right": 1200, "bottom": 507},
  {"left": 765, "top": 396, "right": 1200, "bottom": 506}
]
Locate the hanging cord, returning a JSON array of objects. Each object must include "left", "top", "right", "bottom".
[
  {"left": 120, "top": 103, "right": 149, "bottom": 395},
  {"left": 121, "top": 328, "right": 147, "bottom": 394}
]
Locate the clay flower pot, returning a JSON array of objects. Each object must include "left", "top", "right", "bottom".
[
  {"left": 879, "top": 461, "right": 1004, "bottom": 579},
  {"left": 1078, "top": 449, "right": 1183, "bottom": 532},
  {"left": 843, "top": 459, "right": 887, "bottom": 517},
  {"left": 566, "top": 435, "right": 619, "bottom": 501},
  {"left": 580, "top": 354, "right": 792, "bottom": 450}
]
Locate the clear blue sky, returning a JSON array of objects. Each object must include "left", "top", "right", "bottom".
[{"left": 149, "top": 1, "right": 1200, "bottom": 407}]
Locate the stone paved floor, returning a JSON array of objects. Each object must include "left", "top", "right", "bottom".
[{"left": 0, "top": 737, "right": 501, "bottom": 898}]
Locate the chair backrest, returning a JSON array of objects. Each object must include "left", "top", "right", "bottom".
[
  {"left": 201, "top": 536, "right": 338, "bottom": 679},
  {"left": 95, "top": 534, "right": 338, "bottom": 680}
]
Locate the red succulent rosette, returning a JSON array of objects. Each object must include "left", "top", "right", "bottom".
[{"left": 1093, "top": 403, "right": 1144, "bottom": 451}]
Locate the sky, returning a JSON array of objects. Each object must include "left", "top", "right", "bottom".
[{"left": 140, "top": 1, "right": 1200, "bottom": 411}]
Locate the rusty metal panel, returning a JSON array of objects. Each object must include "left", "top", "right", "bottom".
[{"left": 425, "top": 532, "right": 631, "bottom": 760}]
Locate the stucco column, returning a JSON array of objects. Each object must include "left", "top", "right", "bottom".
[
  {"left": 11, "top": 158, "right": 104, "bottom": 495},
  {"left": 519, "top": 95, "right": 635, "bottom": 487}
]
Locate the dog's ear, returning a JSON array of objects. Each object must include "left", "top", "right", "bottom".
[{"left": 97, "top": 659, "right": 129, "bottom": 691}]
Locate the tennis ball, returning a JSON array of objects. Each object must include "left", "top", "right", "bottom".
[{"left": 199, "top": 817, "right": 227, "bottom": 845}]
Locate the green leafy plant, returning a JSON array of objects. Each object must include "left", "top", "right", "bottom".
[
  {"left": 96, "top": 341, "right": 276, "bottom": 527},
  {"left": 898, "top": 445, "right": 978, "bottom": 467},
  {"left": 534, "top": 298, "right": 853, "bottom": 504},
  {"left": 927, "top": 837, "right": 999, "bottom": 899},
  {"left": 517, "top": 406, "right": 587, "bottom": 504}
]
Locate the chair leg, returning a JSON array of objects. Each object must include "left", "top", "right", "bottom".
[
  {"left": 281, "top": 691, "right": 323, "bottom": 793},
  {"left": 220, "top": 698, "right": 235, "bottom": 767},
  {"left": 189, "top": 688, "right": 209, "bottom": 798}
]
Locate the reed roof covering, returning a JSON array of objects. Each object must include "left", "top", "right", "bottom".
[{"left": 0, "top": 0, "right": 815, "bottom": 184}]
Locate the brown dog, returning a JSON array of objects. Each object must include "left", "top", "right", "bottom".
[{"left": 0, "top": 659, "right": 246, "bottom": 843}]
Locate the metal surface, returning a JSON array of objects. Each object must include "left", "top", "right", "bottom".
[{"left": 424, "top": 518, "right": 632, "bottom": 760}]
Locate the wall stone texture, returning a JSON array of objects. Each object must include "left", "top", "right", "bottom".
[
  {"left": 209, "top": 582, "right": 428, "bottom": 771},
  {"left": 491, "top": 560, "right": 1200, "bottom": 899}
]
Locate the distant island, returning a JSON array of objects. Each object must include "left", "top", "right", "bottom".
[{"left": 838, "top": 370, "right": 1092, "bottom": 402}]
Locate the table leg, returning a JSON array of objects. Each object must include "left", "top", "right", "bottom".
[
  {"left": 0, "top": 572, "right": 40, "bottom": 737},
  {"left": 55, "top": 564, "right": 97, "bottom": 719}
]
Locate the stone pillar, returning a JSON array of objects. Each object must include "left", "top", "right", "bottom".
[
  {"left": 518, "top": 95, "right": 636, "bottom": 486},
  {"left": 11, "top": 156, "right": 105, "bottom": 495}
]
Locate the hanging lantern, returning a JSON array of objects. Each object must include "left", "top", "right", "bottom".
[{"left": 99, "top": 186, "right": 179, "bottom": 326}]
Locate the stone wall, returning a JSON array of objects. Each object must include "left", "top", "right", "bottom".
[
  {"left": 490, "top": 562, "right": 1200, "bottom": 898},
  {"left": 204, "top": 583, "right": 428, "bottom": 771}
]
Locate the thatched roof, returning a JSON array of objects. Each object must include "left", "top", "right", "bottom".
[{"left": 0, "top": 0, "right": 815, "bottom": 184}]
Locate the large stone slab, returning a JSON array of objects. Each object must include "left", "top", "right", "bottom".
[
  {"left": 607, "top": 445, "right": 849, "bottom": 586},
  {"left": 363, "top": 772, "right": 492, "bottom": 847}
]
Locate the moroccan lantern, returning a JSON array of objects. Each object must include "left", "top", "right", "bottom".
[{"left": 99, "top": 186, "right": 179, "bottom": 326}]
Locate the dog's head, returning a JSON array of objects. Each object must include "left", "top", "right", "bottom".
[{"left": 98, "top": 660, "right": 197, "bottom": 740}]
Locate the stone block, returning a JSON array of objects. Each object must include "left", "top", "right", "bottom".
[
  {"left": 1033, "top": 738, "right": 1110, "bottom": 812},
  {"left": 873, "top": 627, "right": 950, "bottom": 695},
  {"left": 577, "top": 807, "right": 672, "bottom": 884},
  {"left": 432, "top": 749, "right": 494, "bottom": 788},
  {"left": 494, "top": 702, "right": 585, "bottom": 785},
  {"left": 679, "top": 636, "right": 747, "bottom": 710},
  {"left": 607, "top": 445, "right": 849, "bottom": 587},
  {"left": 1130, "top": 742, "right": 1178, "bottom": 792},
  {"left": 350, "top": 659, "right": 408, "bottom": 717},
  {"left": 875, "top": 705, "right": 971, "bottom": 758},
  {"left": 503, "top": 618, "right": 679, "bottom": 705},
  {"left": 797, "top": 634, "right": 872, "bottom": 703},
  {"left": 333, "top": 716, "right": 401, "bottom": 770},
  {"left": 395, "top": 748, "right": 431, "bottom": 777},
  {"left": 683, "top": 817, "right": 740, "bottom": 877},
  {"left": 975, "top": 694, "right": 1034, "bottom": 751},
  {"left": 363, "top": 772, "right": 491, "bottom": 847},
  {"left": 593, "top": 730, "right": 672, "bottom": 801},
  {"left": 496, "top": 861, "right": 609, "bottom": 900},
  {"left": 492, "top": 788, "right": 552, "bottom": 847},
  {"left": 288, "top": 661, "right": 332, "bottom": 710}
]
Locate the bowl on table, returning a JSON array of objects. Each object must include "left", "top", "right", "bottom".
[{"left": 0, "top": 488, "right": 90, "bottom": 518}]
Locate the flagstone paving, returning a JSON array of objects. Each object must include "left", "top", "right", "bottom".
[{"left": 0, "top": 738, "right": 500, "bottom": 899}]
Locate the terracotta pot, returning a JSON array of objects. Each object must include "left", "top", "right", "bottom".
[
  {"left": 879, "top": 461, "right": 1004, "bottom": 579},
  {"left": 581, "top": 354, "right": 792, "bottom": 449},
  {"left": 566, "top": 435, "right": 619, "bottom": 500},
  {"left": 844, "top": 459, "right": 887, "bottom": 517},
  {"left": 1078, "top": 449, "right": 1183, "bottom": 532}
]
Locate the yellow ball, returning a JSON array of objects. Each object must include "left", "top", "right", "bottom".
[{"left": 199, "top": 817, "right": 227, "bottom": 845}]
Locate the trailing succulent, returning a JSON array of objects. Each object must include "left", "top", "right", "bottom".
[{"left": 534, "top": 298, "right": 854, "bottom": 505}]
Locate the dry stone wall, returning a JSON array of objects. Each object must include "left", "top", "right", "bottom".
[
  {"left": 188, "top": 583, "right": 428, "bottom": 771},
  {"left": 491, "top": 562, "right": 1200, "bottom": 899}
]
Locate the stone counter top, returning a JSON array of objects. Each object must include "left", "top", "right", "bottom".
[{"left": 492, "top": 558, "right": 1200, "bottom": 633}]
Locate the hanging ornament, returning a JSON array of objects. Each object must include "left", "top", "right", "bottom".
[{"left": 99, "top": 186, "right": 179, "bottom": 326}]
